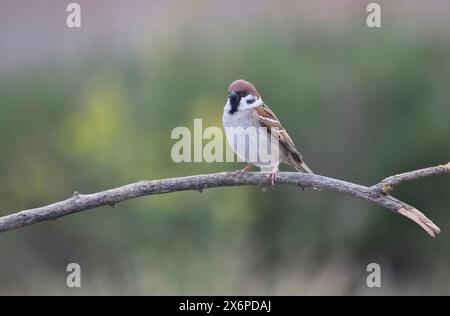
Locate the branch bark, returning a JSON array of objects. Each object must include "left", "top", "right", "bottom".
[{"left": 0, "top": 162, "right": 449, "bottom": 237}]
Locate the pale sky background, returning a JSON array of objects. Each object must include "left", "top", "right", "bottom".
[{"left": 1, "top": 0, "right": 450, "bottom": 72}]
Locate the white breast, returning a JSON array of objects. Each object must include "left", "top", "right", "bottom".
[{"left": 222, "top": 108, "right": 280, "bottom": 169}]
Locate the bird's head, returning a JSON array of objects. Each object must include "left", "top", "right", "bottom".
[{"left": 225, "top": 79, "right": 262, "bottom": 114}]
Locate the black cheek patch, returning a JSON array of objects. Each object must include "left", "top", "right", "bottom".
[{"left": 247, "top": 98, "right": 256, "bottom": 104}]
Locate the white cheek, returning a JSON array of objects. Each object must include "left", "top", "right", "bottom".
[
  {"left": 239, "top": 96, "right": 262, "bottom": 111},
  {"left": 224, "top": 96, "right": 262, "bottom": 113}
]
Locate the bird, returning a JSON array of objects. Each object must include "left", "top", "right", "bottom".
[{"left": 222, "top": 79, "right": 314, "bottom": 185}]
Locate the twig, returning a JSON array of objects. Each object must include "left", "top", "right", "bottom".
[
  {"left": 0, "top": 162, "right": 448, "bottom": 237},
  {"left": 372, "top": 162, "right": 450, "bottom": 194}
]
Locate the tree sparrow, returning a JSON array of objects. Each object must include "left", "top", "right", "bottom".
[{"left": 223, "top": 79, "right": 314, "bottom": 185}]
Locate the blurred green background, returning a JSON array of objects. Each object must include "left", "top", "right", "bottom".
[{"left": 0, "top": 0, "right": 449, "bottom": 295}]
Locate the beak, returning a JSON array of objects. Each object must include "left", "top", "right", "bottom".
[{"left": 228, "top": 91, "right": 240, "bottom": 107}]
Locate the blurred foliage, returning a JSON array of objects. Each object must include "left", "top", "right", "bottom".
[{"left": 0, "top": 5, "right": 450, "bottom": 295}]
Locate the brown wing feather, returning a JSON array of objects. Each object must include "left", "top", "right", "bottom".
[{"left": 255, "top": 104, "right": 302, "bottom": 160}]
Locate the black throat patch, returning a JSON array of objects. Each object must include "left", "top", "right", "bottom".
[
  {"left": 229, "top": 106, "right": 238, "bottom": 114},
  {"left": 228, "top": 96, "right": 241, "bottom": 114}
]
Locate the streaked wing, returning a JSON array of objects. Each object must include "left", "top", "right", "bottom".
[{"left": 255, "top": 104, "right": 302, "bottom": 159}]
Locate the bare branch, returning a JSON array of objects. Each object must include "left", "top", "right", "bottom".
[
  {"left": 372, "top": 162, "right": 450, "bottom": 194},
  {"left": 0, "top": 162, "right": 448, "bottom": 237}
]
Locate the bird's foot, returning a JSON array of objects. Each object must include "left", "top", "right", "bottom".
[{"left": 266, "top": 171, "right": 277, "bottom": 186}]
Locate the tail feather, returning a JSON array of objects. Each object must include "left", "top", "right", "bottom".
[
  {"left": 294, "top": 160, "right": 320, "bottom": 190},
  {"left": 294, "top": 160, "right": 314, "bottom": 175}
]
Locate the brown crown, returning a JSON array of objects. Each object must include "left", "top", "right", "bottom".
[{"left": 228, "top": 79, "right": 260, "bottom": 98}]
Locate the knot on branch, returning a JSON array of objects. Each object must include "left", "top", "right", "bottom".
[{"left": 381, "top": 185, "right": 393, "bottom": 194}]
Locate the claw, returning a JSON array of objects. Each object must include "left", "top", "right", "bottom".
[{"left": 266, "top": 172, "right": 277, "bottom": 186}]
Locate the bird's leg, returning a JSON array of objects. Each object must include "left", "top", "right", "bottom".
[
  {"left": 234, "top": 163, "right": 254, "bottom": 174},
  {"left": 265, "top": 166, "right": 279, "bottom": 186},
  {"left": 267, "top": 172, "right": 277, "bottom": 186}
]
